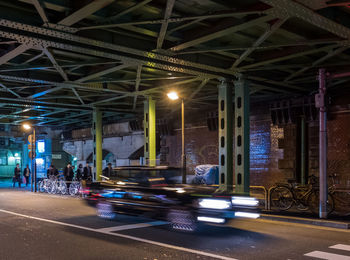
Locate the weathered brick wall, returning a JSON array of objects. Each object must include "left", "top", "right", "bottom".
[
  {"left": 163, "top": 104, "right": 286, "bottom": 188},
  {"left": 328, "top": 112, "right": 350, "bottom": 188},
  {"left": 162, "top": 102, "right": 350, "bottom": 190}
]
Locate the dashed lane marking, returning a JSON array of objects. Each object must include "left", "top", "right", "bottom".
[
  {"left": 330, "top": 244, "right": 350, "bottom": 252},
  {"left": 304, "top": 251, "right": 350, "bottom": 260},
  {"left": 97, "top": 221, "right": 168, "bottom": 232},
  {"left": 0, "top": 209, "right": 237, "bottom": 260}
]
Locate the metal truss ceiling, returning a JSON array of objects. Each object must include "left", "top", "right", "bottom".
[{"left": 0, "top": 0, "right": 349, "bottom": 127}]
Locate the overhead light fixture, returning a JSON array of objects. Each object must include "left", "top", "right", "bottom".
[{"left": 167, "top": 91, "right": 179, "bottom": 100}]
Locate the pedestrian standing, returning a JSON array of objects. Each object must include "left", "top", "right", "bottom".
[
  {"left": 64, "top": 162, "right": 74, "bottom": 188},
  {"left": 103, "top": 163, "right": 113, "bottom": 178},
  {"left": 83, "top": 162, "right": 93, "bottom": 181},
  {"left": 76, "top": 164, "right": 84, "bottom": 180},
  {"left": 13, "top": 163, "right": 21, "bottom": 188},
  {"left": 23, "top": 164, "right": 30, "bottom": 187}
]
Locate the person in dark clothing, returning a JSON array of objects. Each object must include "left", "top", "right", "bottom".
[
  {"left": 103, "top": 163, "right": 113, "bottom": 178},
  {"left": 47, "top": 165, "right": 59, "bottom": 179},
  {"left": 64, "top": 162, "right": 74, "bottom": 188},
  {"left": 76, "top": 164, "right": 84, "bottom": 180},
  {"left": 83, "top": 163, "right": 92, "bottom": 181},
  {"left": 13, "top": 163, "right": 21, "bottom": 188},
  {"left": 23, "top": 164, "right": 30, "bottom": 187}
]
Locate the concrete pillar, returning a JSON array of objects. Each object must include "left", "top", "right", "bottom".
[
  {"left": 144, "top": 97, "right": 156, "bottom": 166},
  {"left": 234, "top": 79, "right": 250, "bottom": 195},
  {"left": 218, "top": 79, "right": 233, "bottom": 192},
  {"left": 92, "top": 108, "right": 102, "bottom": 181}
]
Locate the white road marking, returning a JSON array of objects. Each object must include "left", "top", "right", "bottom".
[
  {"left": 0, "top": 209, "right": 237, "bottom": 260},
  {"left": 304, "top": 251, "right": 350, "bottom": 260},
  {"left": 97, "top": 221, "right": 168, "bottom": 232},
  {"left": 330, "top": 244, "right": 350, "bottom": 252}
]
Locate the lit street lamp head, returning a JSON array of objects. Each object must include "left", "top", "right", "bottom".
[
  {"left": 167, "top": 91, "right": 179, "bottom": 100},
  {"left": 23, "top": 123, "right": 31, "bottom": 130}
]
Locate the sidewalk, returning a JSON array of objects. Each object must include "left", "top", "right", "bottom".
[
  {"left": 0, "top": 178, "right": 32, "bottom": 191},
  {"left": 259, "top": 210, "right": 350, "bottom": 229}
]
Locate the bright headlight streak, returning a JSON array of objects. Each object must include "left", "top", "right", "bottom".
[
  {"left": 231, "top": 197, "right": 259, "bottom": 206},
  {"left": 197, "top": 216, "right": 225, "bottom": 223},
  {"left": 198, "top": 199, "right": 231, "bottom": 209},
  {"left": 235, "top": 212, "right": 260, "bottom": 219}
]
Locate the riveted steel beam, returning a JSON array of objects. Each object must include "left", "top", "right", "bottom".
[
  {"left": 239, "top": 44, "right": 338, "bottom": 70},
  {"left": 97, "top": 0, "right": 153, "bottom": 24},
  {"left": 75, "top": 63, "right": 135, "bottom": 83},
  {"left": 170, "top": 14, "right": 275, "bottom": 52},
  {"left": 0, "top": 44, "right": 31, "bottom": 65},
  {"left": 231, "top": 17, "right": 288, "bottom": 69},
  {"left": 27, "top": 85, "right": 65, "bottom": 99},
  {"left": 133, "top": 65, "right": 142, "bottom": 110},
  {"left": 234, "top": 78, "right": 250, "bottom": 195},
  {"left": 31, "top": 0, "right": 49, "bottom": 23},
  {"left": 156, "top": 0, "right": 175, "bottom": 50},
  {"left": 285, "top": 46, "right": 348, "bottom": 81},
  {"left": 0, "top": 19, "right": 234, "bottom": 77},
  {"left": 58, "top": 0, "right": 115, "bottom": 26},
  {"left": 80, "top": 10, "right": 264, "bottom": 32},
  {"left": 42, "top": 47, "right": 69, "bottom": 81},
  {"left": 0, "top": 82, "right": 21, "bottom": 98},
  {"left": 217, "top": 79, "right": 233, "bottom": 192},
  {"left": 261, "top": 0, "right": 350, "bottom": 40}
]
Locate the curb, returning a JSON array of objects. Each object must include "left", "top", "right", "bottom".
[{"left": 260, "top": 213, "right": 350, "bottom": 229}]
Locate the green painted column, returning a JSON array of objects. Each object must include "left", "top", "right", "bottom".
[
  {"left": 144, "top": 97, "right": 156, "bottom": 166},
  {"left": 92, "top": 107, "right": 102, "bottom": 181},
  {"left": 218, "top": 79, "right": 234, "bottom": 192},
  {"left": 234, "top": 79, "right": 250, "bottom": 195}
]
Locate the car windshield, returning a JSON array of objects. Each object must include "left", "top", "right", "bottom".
[{"left": 105, "top": 166, "right": 182, "bottom": 186}]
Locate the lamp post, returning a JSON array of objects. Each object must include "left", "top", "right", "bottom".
[
  {"left": 23, "top": 123, "right": 37, "bottom": 192},
  {"left": 167, "top": 91, "right": 186, "bottom": 184}
]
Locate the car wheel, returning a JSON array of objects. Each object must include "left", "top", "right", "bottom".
[
  {"left": 97, "top": 202, "right": 116, "bottom": 219},
  {"left": 167, "top": 209, "right": 197, "bottom": 232}
]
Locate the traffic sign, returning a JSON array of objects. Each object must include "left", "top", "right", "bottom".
[
  {"left": 28, "top": 134, "right": 34, "bottom": 144},
  {"left": 29, "top": 151, "right": 36, "bottom": 158}
]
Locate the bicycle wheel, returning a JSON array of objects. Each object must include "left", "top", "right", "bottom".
[
  {"left": 307, "top": 191, "right": 334, "bottom": 215},
  {"left": 59, "top": 180, "right": 67, "bottom": 195},
  {"left": 270, "top": 186, "right": 293, "bottom": 211},
  {"left": 69, "top": 183, "right": 79, "bottom": 196},
  {"left": 47, "top": 181, "right": 56, "bottom": 194},
  {"left": 38, "top": 181, "right": 44, "bottom": 192}
]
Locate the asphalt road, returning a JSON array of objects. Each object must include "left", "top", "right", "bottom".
[{"left": 1, "top": 189, "right": 350, "bottom": 260}]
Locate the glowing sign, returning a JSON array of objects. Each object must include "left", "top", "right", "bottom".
[{"left": 37, "top": 141, "right": 45, "bottom": 153}]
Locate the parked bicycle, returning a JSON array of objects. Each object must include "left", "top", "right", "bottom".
[
  {"left": 47, "top": 174, "right": 67, "bottom": 195},
  {"left": 68, "top": 175, "right": 82, "bottom": 196},
  {"left": 270, "top": 175, "right": 334, "bottom": 214},
  {"left": 328, "top": 174, "right": 350, "bottom": 215}
]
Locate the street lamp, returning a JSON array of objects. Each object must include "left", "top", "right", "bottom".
[
  {"left": 23, "top": 123, "right": 37, "bottom": 192},
  {"left": 167, "top": 91, "right": 186, "bottom": 184}
]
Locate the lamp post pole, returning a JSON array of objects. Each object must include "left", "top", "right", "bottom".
[{"left": 181, "top": 99, "right": 186, "bottom": 184}]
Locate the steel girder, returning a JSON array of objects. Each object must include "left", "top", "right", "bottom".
[
  {"left": 0, "top": 19, "right": 235, "bottom": 78},
  {"left": 170, "top": 14, "right": 276, "bottom": 52},
  {"left": 261, "top": 0, "right": 350, "bottom": 40},
  {"left": 156, "top": 0, "right": 175, "bottom": 50},
  {"left": 0, "top": 44, "right": 32, "bottom": 65}
]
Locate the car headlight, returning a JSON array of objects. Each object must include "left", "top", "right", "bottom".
[
  {"left": 198, "top": 199, "right": 231, "bottom": 209},
  {"left": 231, "top": 196, "right": 259, "bottom": 207}
]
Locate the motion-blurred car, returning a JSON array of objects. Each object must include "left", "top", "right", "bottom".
[{"left": 83, "top": 166, "right": 260, "bottom": 231}]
